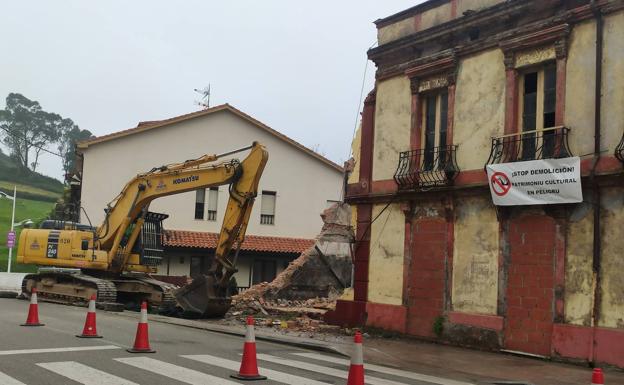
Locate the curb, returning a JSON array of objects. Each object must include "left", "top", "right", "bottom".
[{"left": 105, "top": 310, "right": 349, "bottom": 357}]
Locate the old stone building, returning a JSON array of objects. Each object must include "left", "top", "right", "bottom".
[{"left": 326, "top": 0, "right": 624, "bottom": 368}]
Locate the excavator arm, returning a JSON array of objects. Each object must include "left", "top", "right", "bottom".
[{"left": 95, "top": 143, "right": 267, "bottom": 278}]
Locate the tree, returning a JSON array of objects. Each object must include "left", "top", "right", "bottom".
[
  {"left": 58, "top": 124, "right": 93, "bottom": 178},
  {"left": 0, "top": 93, "right": 67, "bottom": 172}
]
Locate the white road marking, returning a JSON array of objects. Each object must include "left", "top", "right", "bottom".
[
  {"left": 37, "top": 361, "right": 138, "bottom": 385},
  {"left": 0, "top": 345, "right": 121, "bottom": 356},
  {"left": 182, "top": 354, "right": 328, "bottom": 385},
  {"left": 256, "top": 353, "right": 410, "bottom": 385},
  {"left": 293, "top": 352, "right": 475, "bottom": 385},
  {"left": 0, "top": 371, "right": 27, "bottom": 385},
  {"left": 115, "top": 357, "right": 240, "bottom": 385}
]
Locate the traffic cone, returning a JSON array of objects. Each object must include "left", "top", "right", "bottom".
[
  {"left": 347, "top": 331, "right": 365, "bottom": 385},
  {"left": 21, "top": 287, "right": 44, "bottom": 327},
  {"left": 76, "top": 294, "right": 102, "bottom": 338},
  {"left": 230, "top": 316, "right": 267, "bottom": 380},
  {"left": 591, "top": 368, "right": 604, "bottom": 385},
  {"left": 127, "top": 301, "right": 155, "bottom": 353}
]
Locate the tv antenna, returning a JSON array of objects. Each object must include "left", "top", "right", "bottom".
[{"left": 194, "top": 84, "right": 211, "bottom": 109}]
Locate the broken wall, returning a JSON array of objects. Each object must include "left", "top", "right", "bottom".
[
  {"left": 599, "top": 187, "right": 624, "bottom": 328},
  {"left": 367, "top": 203, "right": 405, "bottom": 306},
  {"left": 602, "top": 10, "right": 624, "bottom": 154},
  {"left": 372, "top": 76, "right": 412, "bottom": 181},
  {"left": 452, "top": 195, "right": 499, "bottom": 315},
  {"left": 454, "top": 49, "right": 506, "bottom": 171},
  {"left": 564, "top": 201, "right": 594, "bottom": 326},
  {"left": 565, "top": 19, "right": 596, "bottom": 157}
]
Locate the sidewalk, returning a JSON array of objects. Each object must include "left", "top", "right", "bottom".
[{"left": 110, "top": 310, "right": 624, "bottom": 385}]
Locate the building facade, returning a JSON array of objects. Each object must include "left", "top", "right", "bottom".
[
  {"left": 77, "top": 104, "right": 343, "bottom": 287},
  {"left": 328, "top": 0, "right": 624, "bottom": 368}
]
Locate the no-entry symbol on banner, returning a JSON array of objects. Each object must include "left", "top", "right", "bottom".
[{"left": 491, "top": 172, "right": 511, "bottom": 196}]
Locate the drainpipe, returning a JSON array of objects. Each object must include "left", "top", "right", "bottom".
[{"left": 589, "top": 1, "right": 603, "bottom": 366}]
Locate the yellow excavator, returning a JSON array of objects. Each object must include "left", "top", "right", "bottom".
[{"left": 16, "top": 142, "right": 268, "bottom": 317}]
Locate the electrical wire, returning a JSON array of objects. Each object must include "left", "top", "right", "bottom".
[
  {"left": 0, "top": 126, "right": 64, "bottom": 158},
  {"left": 353, "top": 194, "right": 399, "bottom": 254}
]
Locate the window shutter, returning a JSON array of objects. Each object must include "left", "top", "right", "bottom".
[
  {"left": 207, "top": 187, "right": 218, "bottom": 211},
  {"left": 196, "top": 189, "right": 205, "bottom": 203},
  {"left": 261, "top": 192, "right": 276, "bottom": 215}
]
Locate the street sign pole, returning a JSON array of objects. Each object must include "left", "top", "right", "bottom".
[{"left": 7, "top": 185, "right": 16, "bottom": 273}]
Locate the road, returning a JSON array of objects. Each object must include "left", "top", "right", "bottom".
[{"left": 0, "top": 298, "right": 475, "bottom": 385}]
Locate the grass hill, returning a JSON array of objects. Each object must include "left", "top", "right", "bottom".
[
  {"left": 0, "top": 149, "right": 64, "bottom": 202},
  {"left": 0, "top": 197, "right": 54, "bottom": 273},
  {"left": 0, "top": 149, "right": 63, "bottom": 272}
]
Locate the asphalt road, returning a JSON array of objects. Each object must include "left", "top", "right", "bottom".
[{"left": 0, "top": 298, "right": 475, "bottom": 385}]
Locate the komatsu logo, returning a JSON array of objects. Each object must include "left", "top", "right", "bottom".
[{"left": 173, "top": 175, "right": 199, "bottom": 185}]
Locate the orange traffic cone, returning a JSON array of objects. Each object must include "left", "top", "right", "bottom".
[
  {"left": 230, "top": 316, "right": 267, "bottom": 380},
  {"left": 77, "top": 294, "right": 102, "bottom": 338},
  {"left": 127, "top": 301, "right": 155, "bottom": 353},
  {"left": 21, "top": 287, "right": 44, "bottom": 327},
  {"left": 592, "top": 368, "right": 604, "bottom": 385},
  {"left": 347, "top": 331, "right": 365, "bottom": 385}
]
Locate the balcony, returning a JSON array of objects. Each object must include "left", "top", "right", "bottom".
[
  {"left": 616, "top": 133, "right": 624, "bottom": 164},
  {"left": 486, "top": 126, "right": 572, "bottom": 166},
  {"left": 394, "top": 145, "right": 459, "bottom": 190}
]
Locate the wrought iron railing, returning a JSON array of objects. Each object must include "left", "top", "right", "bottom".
[
  {"left": 616, "top": 133, "right": 624, "bottom": 164},
  {"left": 485, "top": 126, "right": 572, "bottom": 166},
  {"left": 394, "top": 145, "right": 459, "bottom": 190}
]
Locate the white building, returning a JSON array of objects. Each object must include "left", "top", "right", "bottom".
[{"left": 77, "top": 104, "right": 343, "bottom": 287}]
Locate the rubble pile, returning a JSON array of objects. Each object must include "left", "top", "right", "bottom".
[{"left": 225, "top": 202, "right": 353, "bottom": 332}]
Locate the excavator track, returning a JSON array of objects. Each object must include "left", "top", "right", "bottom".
[
  {"left": 21, "top": 272, "right": 179, "bottom": 313},
  {"left": 113, "top": 274, "right": 179, "bottom": 313},
  {"left": 22, "top": 272, "right": 120, "bottom": 309}
]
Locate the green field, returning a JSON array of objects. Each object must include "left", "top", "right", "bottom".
[
  {"left": 0, "top": 197, "right": 54, "bottom": 273},
  {"left": 0, "top": 181, "right": 61, "bottom": 201}
]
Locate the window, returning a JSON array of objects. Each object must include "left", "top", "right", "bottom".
[
  {"left": 206, "top": 187, "right": 218, "bottom": 221},
  {"left": 519, "top": 65, "right": 557, "bottom": 160},
  {"left": 260, "top": 191, "right": 276, "bottom": 225},
  {"left": 194, "top": 189, "right": 205, "bottom": 220},
  {"left": 252, "top": 259, "right": 277, "bottom": 284},
  {"left": 422, "top": 90, "right": 449, "bottom": 170}
]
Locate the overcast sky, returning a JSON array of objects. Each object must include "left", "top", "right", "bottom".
[{"left": 1, "top": 1, "right": 421, "bottom": 180}]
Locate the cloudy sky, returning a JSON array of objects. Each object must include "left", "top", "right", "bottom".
[{"left": 0, "top": 1, "right": 422, "bottom": 180}]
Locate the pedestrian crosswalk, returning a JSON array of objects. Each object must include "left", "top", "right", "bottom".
[{"left": 0, "top": 350, "right": 475, "bottom": 385}]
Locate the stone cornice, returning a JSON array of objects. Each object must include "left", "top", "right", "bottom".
[
  {"left": 498, "top": 24, "right": 570, "bottom": 54},
  {"left": 370, "top": 0, "right": 623, "bottom": 81},
  {"left": 368, "top": 0, "right": 530, "bottom": 63}
]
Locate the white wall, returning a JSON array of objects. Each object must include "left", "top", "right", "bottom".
[
  {"left": 157, "top": 254, "right": 190, "bottom": 276},
  {"left": 80, "top": 109, "right": 343, "bottom": 238}
]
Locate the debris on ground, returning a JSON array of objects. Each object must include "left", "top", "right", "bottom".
[{"left": 224, "top": 202, "right": 354, "bottom": 333}]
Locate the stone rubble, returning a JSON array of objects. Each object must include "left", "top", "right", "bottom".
[{"left": 224, "top": 202, "right": 354, "bottom": 334}]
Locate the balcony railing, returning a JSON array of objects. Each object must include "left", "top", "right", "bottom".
[
  {"left": 485, "top": 126, "right": 572, "bottom": 166},
  {"left": 616, "top": 133, "right": 624, "bottom": 164},
  {"left": 394, "top": 145, "right": 459, "bottom": 190}
]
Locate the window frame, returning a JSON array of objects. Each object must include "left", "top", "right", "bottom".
[
  {"left": 206, "top": 187, "right": 218, "bottom": 221},
  {"left": 420, "top": 88, "right": 450, "bottom": 171},
  {"left": 260, "top": 190, "right": 276, "bottom": 226},
  {"left": 194, "top": 189, "right": 206, "bottom": 220},
  {"left": 517, "top": 62, "right": 558, "bottom": 160}
]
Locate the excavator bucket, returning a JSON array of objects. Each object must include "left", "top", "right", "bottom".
[{"left": 173, "top": 275, "right": 232, "bottom": 318}]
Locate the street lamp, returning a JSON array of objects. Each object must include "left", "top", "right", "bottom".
[{"left": 2, "top": 186, "right": 17, "bottom": 273}]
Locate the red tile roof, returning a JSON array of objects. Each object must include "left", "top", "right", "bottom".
[{"left": 163, "top": 229, "right": 314, "bottom": 254}]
